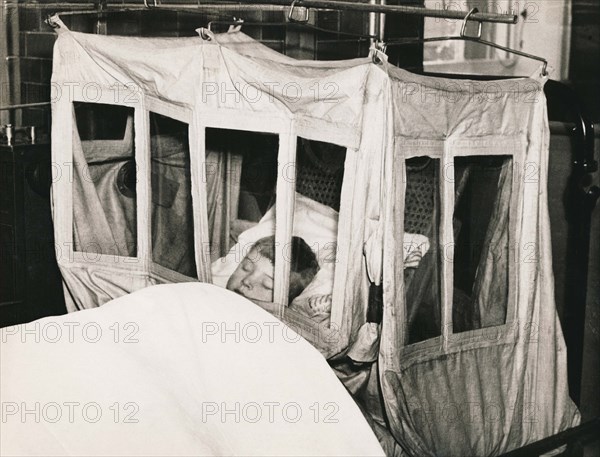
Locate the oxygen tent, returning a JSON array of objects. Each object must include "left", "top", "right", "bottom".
[{"left": 49, "top": 18, "right": 579, "bottom": 456}]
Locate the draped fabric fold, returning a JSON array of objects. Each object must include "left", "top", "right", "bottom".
[
  {"left": 71, "top": 111, "right": 135, "bottom": 259},
  {"left": 472, "top": 161, "right": 512, "bottom": 327},
  {"left": 378, "top": 67, "right": 579, "bottom": 456},
  {"left": 205, "top": 151, "right": 242, "bottom": 261}
]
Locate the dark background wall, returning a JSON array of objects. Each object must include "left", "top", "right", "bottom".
[{"left": 570, "top": 0, "right": 600, "bottom": 122}]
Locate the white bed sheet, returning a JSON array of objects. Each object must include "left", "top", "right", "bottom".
[{"left": 0, "top": 283, "right": 384, "bottom": 457}]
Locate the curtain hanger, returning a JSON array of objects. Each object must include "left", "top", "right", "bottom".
[{"left": 383, "top": 8, "right": 548, "bottom": 76}]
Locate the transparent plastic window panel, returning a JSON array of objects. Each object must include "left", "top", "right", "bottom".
[
  {"left": 206, "top": 131, "right": 345, "bottom": 313},
  {"left": 206, "top": 128, "right": 279, "bottom": 304},
  {"left": 150, "top": 112, "right": 197, "bottom": 278},
  {"left": 72, "top": 102, "right": 136, "bottom": 257},
  {"left": 452, "top": 155, "right": 512, "bottom": 332},
  {"left": 404, "top": 157, "right": 442, "bottom": 344},
  {"left": 288, "top": 137, "right": 345, "bottom": 322}
]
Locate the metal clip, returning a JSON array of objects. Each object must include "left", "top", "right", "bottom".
[
  {"left": 199, "top": 28, "right": 211, "bottom": 41},
  {"left": 460, "top": 7, "right": 482, "bottom": 40},
  {"left": 288, "top": 0, "right": 309, "bottom": 23},
  {"left": 371, "top": 41, "right": 387, "bottom": 64},
  {"left": 5, "top": 124, "right": 13, "bottom": 146},
  {"left": 46, "top": 14, "right": 60, "bottom": 29}
]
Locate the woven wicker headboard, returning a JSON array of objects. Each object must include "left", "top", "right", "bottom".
[
  {"left": 404, "top": 159, "right": 437, "bottom": 236},
  {"left": 294, "top": 145, "right": 445, "bottom": 230},
  {"left": 295, "top": 139, "right": 345, "bottom": 212}
]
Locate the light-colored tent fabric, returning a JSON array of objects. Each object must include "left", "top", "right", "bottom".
[
  {"left": 50, "top": 21, "right": 385, "bottom": 357},
  {"left": 379, "top": 66, "right": 580, "bottom": 454},
  {"left": 49, "top": 17, "right": 579, "bottom": 456},
  {"left": 1, "top": 283, "right": 385, "bottom": 457}
]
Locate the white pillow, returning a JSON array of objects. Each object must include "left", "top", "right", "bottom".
[
  {"left": 288, "top": 263, "right": 335, "bottom": 324},
  {"left": 211, "top": 192, "right": 338, "bottom": 289}
]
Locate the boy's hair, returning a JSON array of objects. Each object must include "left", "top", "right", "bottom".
[{"left": 250, "top": 235, "right": 319, "bottom": 303}]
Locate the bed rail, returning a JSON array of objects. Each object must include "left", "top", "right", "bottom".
[{"left": 498, "top": 417, "right": 600, "bottom": 457}]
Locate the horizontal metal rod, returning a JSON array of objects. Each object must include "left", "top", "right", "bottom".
[
  {"left": 50, "top": 5, "right": 288, "bottom": 17},
  {"left": 6, "top": 1, "right": 517, "bottom": 23},
  {"left": 5, "top": 3, "right": 289, "bottom": 13},
  {"left": 499, "top": 418, "right": 600, "bottom": 457},
  {"left": 233, "top": 0, "right": 517, "bottom": 23},
  {"left": 0, "top": 102, "right": 51, "bottom": 112},
  {"left": 3, "top": 3, "right": 97, "bottom": 10}
]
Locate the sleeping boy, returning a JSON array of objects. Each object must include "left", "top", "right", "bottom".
[{"left": 226, "top": 235, "right": 320, "bottom": 305}]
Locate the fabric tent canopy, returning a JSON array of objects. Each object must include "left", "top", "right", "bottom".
[{"left": 50, "top": 17, "right": 579, "bottom": 456}]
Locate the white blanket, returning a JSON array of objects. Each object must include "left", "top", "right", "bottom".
[{"left": 0, "top": 283, "right": 384, "bottom": 457}]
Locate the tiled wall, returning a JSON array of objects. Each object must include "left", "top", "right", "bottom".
[{"left": 2, "top": 1, "right": 377, "bottom": 134}]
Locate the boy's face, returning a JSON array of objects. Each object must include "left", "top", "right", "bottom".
[{"left": 226, "top": 247, "right": 275, "bottom": 303}]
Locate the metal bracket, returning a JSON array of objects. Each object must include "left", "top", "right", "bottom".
[
  {"left": 460, "top": 7, "right": 483, "bottom": 40},
  {"left": 288, "top": 0, "right": 309, "bottom": 23},
  {"left": 46, "top": 14, "right": 60, "bottom": 29}
]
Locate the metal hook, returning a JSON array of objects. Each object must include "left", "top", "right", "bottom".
[
  {"left": 371, "top": 41, "right": 387, "bottom": 65},
  {"left": 46, "top": 14, "right": 60, "bottom": 29},
  {"left": 143, "top": 0, "right": 158, "bottom": 8},
  {"left": 375, "top": 40, "right": 387, "bottom": 54},
  {"left": 288, "top": 0, "right": 309, "bottom": 23},
  {"left": 199, "top": 28, "right": 211, "bottom": 41},
  {"left": 460, "top": 7, "right": 482, "bottom": 40}
]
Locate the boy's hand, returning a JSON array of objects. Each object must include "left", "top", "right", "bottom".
[{"left": 308, "top": 294, "right": 332, "bottom": 315}]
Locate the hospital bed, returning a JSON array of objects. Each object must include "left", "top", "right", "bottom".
[{"left": 1, "top": 25, "right": 587, "bottom": 457}]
